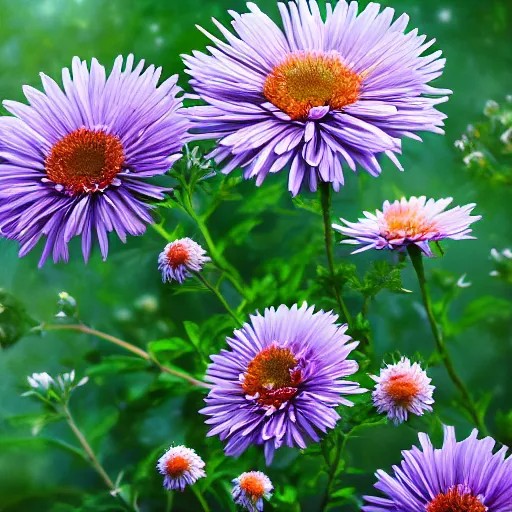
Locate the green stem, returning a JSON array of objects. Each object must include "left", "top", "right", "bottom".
[
  {"left": 42, "top": 324, "right": 211, "bottom": 389},
  {"left": 320, "top": 433, "right": 348, "bottom": 511},
  {"left": 319, "top": 182, "right": 352, "bottom": 326},
  {"left": 195, "top": 273, "right": 243, "bottom": 326},
  {"left": 191, "top": 486, "right": 211, "bottom": 512},
  {"left": 407, "top": 245, "right": 488, "bottom": 434},
  {"left": 183, "top": 192, "right": 248, "bottom": 301},
  {"left": 63, "top": 405, "right": 135, "bottom": 511}
]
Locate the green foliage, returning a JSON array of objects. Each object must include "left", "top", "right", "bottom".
[
  {"left": 0, "top": 288, "right": 36, "bottom": 348},
  {"left": 455, "top": 96, "right": 512, "bottom": 185}
]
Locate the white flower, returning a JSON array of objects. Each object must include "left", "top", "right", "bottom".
[
  {"left": 27, "top": 372, "right": 55, "bottom": 391},
  {"left": 232, "top": 471, "right": 273, "bottom": 512},
  {"left": 370, "top": 357, "right": 435, "bottom": 425},
  {"left": 157, "top": 445, "right": 206, "bottom": 491},
  {"left": 158, "top": 238, "right": 211, "bottom": 284}
]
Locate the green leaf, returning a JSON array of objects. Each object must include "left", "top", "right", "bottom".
[
  {"left": 148, "top": 337, "right": 195, "bottom": 362},
  {"left": 349, "top": 261, "right": 408, "bottom": 298},
  {"left": 292, "top": 195, "right": 322, "bottom": 215},
  {"left": 87, "top": 356, "right": 151, "bottom": 377},
  {"left": 452, "top": 296, "right": 512, "bottom": 334},
  {"left": 0, "top": 289, "right": 37, "bottom": 349}
]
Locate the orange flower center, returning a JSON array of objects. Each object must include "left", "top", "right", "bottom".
[
  {"left": 427, "top": 488, "right": 486, "bottom": 512},
  {"left": 263, "top": 51, "right": 362, "bottom": 121},
  {"left": 167, "top": 243, "right": 190, "bottom": 268},
  {"left": 239, "top": 474, "right": 266, "bottom": 501},
  {"left": 383, "top": 373, "right": 420, "bottom": 407},
  {"left": 165, "top": 455, "right": 191, "bottom": 478},
  {"left": 45, "top": 128, "right": 125, "bottom": 195},
  {"left": 381, "top": 205, "right": 436, "bottom": 241},
  {"left": 242, "top": 345, "right": 302, "bottom": 408}
]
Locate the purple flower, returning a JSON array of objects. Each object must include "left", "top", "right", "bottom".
[
  {"left": 183, "top": 0, "right": 451, "bottom": 196},
  {"left": 363, "top": 426, "right": 512, "bottom": 512},
  {"left": 333, "top": 196, "right": 481, "bottom": 256},
  {"left": 232, "top": 471, "right": 273, "bottom": 512},
  {"left": 0, "top": 55, "right": 188, "bottom": 266},
  {"left": 158, "top": 238, "right": 211, "bottom": 284},
  {"left": 157, "top": 445, "right": 206, "bottom": 491},
  {"left": 200, "top": 303, "right": 366, "bottom": 465},
  {"left": 370, "top": 357, "right": 434, "bottom": 425}
]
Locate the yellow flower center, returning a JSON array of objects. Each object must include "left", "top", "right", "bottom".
[{"left": 263, "top": 51, "right": 362, "bottom": 121}]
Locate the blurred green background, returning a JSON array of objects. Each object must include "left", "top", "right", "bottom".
[{"left": 0, "top": 0, "right": 511, "bottom": 510}]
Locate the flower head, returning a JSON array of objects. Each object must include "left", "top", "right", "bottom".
[
  {"left": 25, "top": 370, "right": 88, "bottom": 401},
  {"left": 157, "top": 445, "right": 206, "bottom": 491},
  {"left": 184, "top": 0, "right": 450, "bottom": 195},
  {"left": 333, "top": 196, "right": 481, "bottom": 256},
  {"left": 158, "top": 238, "right": 210, "bottom": 283},
  {"left": 363, "top": 426, "right": 512, "bottom": 512},
  {"left": 232, "top": 471, "right": 273, "bottom": 512},
  {"left": 370, "top": 357, "right": 434, "bottom": 425},
  {"left": 0, "top": 55, "right": 188, "bottom": 266},
  {"left": 201, "top": 303, "right": 366, "bottom": 464}
]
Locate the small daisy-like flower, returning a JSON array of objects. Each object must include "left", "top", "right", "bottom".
[
  {"left": 201, "top": 303, "right": 366, "bottom": 464},
  {"left": 157, "top": 445, "right": 206, "bottom": 491},
  {"left": 232, "top": 471, "right": 273, "bottom": 512},
  {"left": 0, "top": 55, "right": 188, "bottom": 266},
  {"left": 184, "top": 0, "right": 450, "bottom": 195},
  {"left": 363, "top": 426, "right": 512, "bottom": 512},
  {"left": 333, "top": 196, "right": 481, "bottom": 256},
  {"left": 158, "top": 238, "right": 211, "bottom": 283},
  {"left": 370, "top": 357, "right": 434, "bottom": 425}
]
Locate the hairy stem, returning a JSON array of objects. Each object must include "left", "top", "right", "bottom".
[
  {"left": 42, "top": 323, "right": 211, "bottom": 389},
  {"left": 407, "top": 245, "right": 488, "bottom": 434},
  {"left": 319, "top": 182, "right": 352, "bottom": 326},
  {"left": 195, "top": 273, "right": 243, "bottom": 326}
]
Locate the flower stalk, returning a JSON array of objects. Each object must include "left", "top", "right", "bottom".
[
  {"left": 407, "top": 245, "right": 488, "bottom": 434},
  {"left": 319, "top": 182, "right": 352, "bottom": 326},
  {"left": 41, "top": 323, "right": 211, "bottom": 389}
]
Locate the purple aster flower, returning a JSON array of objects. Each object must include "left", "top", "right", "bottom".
[
  {"left": 157, "top": 445, "right": 206, "bottom": 491},
  {"left": 158, "top": 237, "right": 211, "bottom": 284},
  {"left": 232, "top": 471, "right": 273, "bottom": 512},
  {"left": 333, "top": 196, "right": 481, "bottom": 256},
  {"left": 200, "top": 303, "right": 366, "bottom": 465},
  {"left": 370, "top": 357, "right": 434, "bottom": 425},
  {"left": 363, "top": 425, "right": 512, "bottom": 512},
  {"left": 183, "top": 0, "right": 451, "bottom": 196},
  {"left": 0, "top": 55, "right": 188, "bottom": 266}
]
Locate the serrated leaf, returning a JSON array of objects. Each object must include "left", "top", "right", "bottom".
[{"left": 292, "top": 195, "right": 322, "bottom": 215}]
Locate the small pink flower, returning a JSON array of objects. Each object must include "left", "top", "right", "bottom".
[
  {"left": 333, "top": 196, "right": 481, "bottom": 256},
  {"left": 371, "top": 357, "right": 434, "bottom": 425}
]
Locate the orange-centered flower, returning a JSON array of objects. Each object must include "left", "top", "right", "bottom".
[
  {"left": 45, "top": 128, "right": 125, "bottom": 195},
  {"left": 380, "top": 201, "right": 439, "bottom": 243},
  {"left": 166, "top": 242, "right": 191, "bottom": 269},
  {"left": 238, "top": 473, "right": 266, "bottom": 502},
  {"left": 427, "top": 487, "right": 486, "bottom": 512},
  {"left": 382, "top": 373, "right": 421, "bottom": 407},
  {"left": 242, "top": 345, "right": 302, "bottom": 408},
  {"left": 165, "top": 455, "right": 191, "bottom": 478},
  {"left": 263, "top": 51, "right": 362, "bottom": 121}
]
